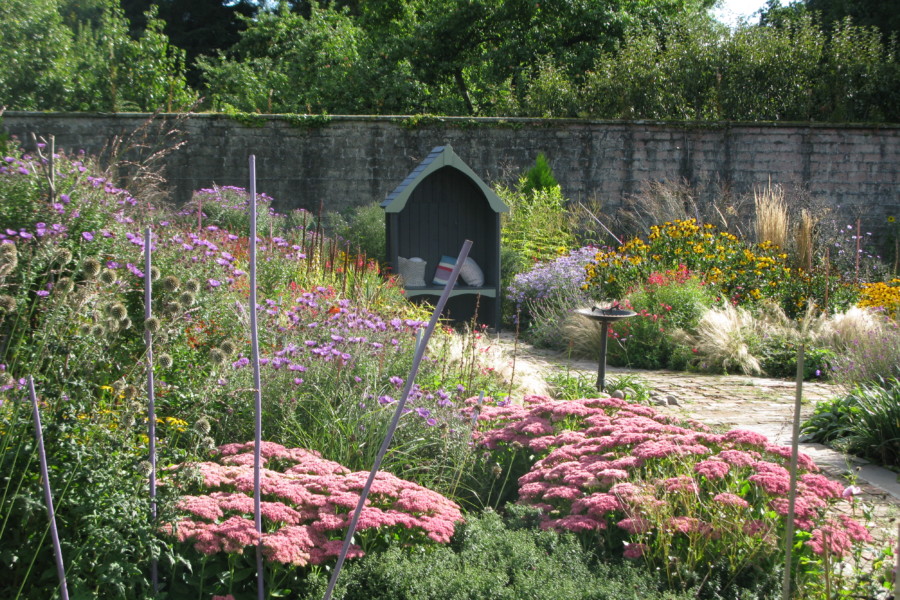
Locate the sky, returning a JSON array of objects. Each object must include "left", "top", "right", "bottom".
[{"left": 710, "top": 0, "right": 771, "bottom": 27}]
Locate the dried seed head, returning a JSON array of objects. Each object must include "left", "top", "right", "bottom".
[
  {"left": 184, "top": 279, "right": 201, "bottom": 294},
  {"left": 219, "top": 340, "right": 237, "bottom": 356},
  {"left": 0, "top": 373, "right": 13, "bottom": 387},
  {"left": 209, "top": 348, "right": 226, "bottom": 365},
  {"left": 108, "top": 302, "right": 128, "bottom": 320},
  {"left": 98, "top": 269, "right": 116, "bottom": 285},
  {"left": 163, "top": 301, "right": 182, "bottom": 316},
  {"left": 157, "top": 353, "right": 173, "bottom": 369},
  {"left": 106, "top": 319, "right": 120, "bottom": 333},
  {"left": 78, "top": 323, "right": 92, "bottom": 336},
  {"left": 123, "top": 385, "right": 138, "bottom": 400},
  {"left": 121, "top": 413, "right": 136, "bottom": 430},
  {"left": 144, "top": 316, "right": 160, "bottom": 333},
  {"left": 54, "top": 249, "right": 73, "bottom": 265},
  {"left": 161, "top": 275, "right": 181, "bottom": 292},
  {"left": 0, "top": 243, "right": 16, "bottom": 258},
  {"left": 179, "top": 292, "right": 195, "bottom": 307},
  {"left": 82, "top": 258, "right": 101, "bottom": 278},
  {"left": 56, "top": 277, "right": 75, "bottom": 294},
  {"left": 105, "top": 329, "right": 118, "bottom": 343},
  {"left": 119, "top": 317, "right": 132, "bottom": 330},
  {"left": 149, "top": 266, "right": 161, "bottom": 281},
  {"left": 90, "top": 324, "right": 106, "bottom": 338},
  {"left": 0, "top": 295, "right": 15, "bottom": 313},
  {"left": 137, "top": 461, "right": 152, "bottom": 476},
  {"left": 193, "top": 417, "right": 211, "bottom": 435},
  {"left": 201, "top": 436, "right": 216, "bottom": 450},
  {"left": 112, "top": 380, "right": 126, "bottom": 394}
]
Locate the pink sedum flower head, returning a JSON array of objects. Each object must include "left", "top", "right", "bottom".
[{"left": 164, "top": 441, "right": 463, "bottom": 566}]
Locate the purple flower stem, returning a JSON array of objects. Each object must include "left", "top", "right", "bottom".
[
  {"left": 143, "top": 227, "right": 159, "bottom": 595},
  {"left": 781, "top": 343, "right": 805, "bottom": 600},
  {"left": 27, "top": 375, "right": 70, "bottom": 600},
  {"left": 249, "top": 156, "right": 265, "bottom": 600},
  {"left": 323, "top": 240, "right": 473, "bottom": 600}
]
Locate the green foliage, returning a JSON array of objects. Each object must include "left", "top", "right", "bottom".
[
  {"left": 803, "top": 378, "right": 900, "bottom": 467},
  {"left": 756, "top": 334, "right": 834, "bottom": 379},
  {"left": 324, "top": 202, "right": 387, "bottom": 263},
  {"left": 606, "top": 268, "right": 715, "bottom": 370},
  {"left": 521, "top": 152, "right": 558, "bottom": 196},
  {"left": 309, "top": 510, "right": 694, "bottom": 600}
]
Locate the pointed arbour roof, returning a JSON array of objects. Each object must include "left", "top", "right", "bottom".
[{"left": 380, "top": 145, "right": 508, "bottom": 214}]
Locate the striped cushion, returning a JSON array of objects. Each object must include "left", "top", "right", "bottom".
[{"left": 432, "top": 255, "right": 457, "bottom": 285}]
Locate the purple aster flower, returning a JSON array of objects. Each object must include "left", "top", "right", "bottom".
[
  {"left": 208, "top": 278, "right": 221, "bottom": 288},
  {"left": 82, "top": 231, "right": 94, "bottom": 241}
]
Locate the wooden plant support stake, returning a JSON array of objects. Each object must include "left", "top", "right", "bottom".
[
  {"left": 249, "top": 156, "right": 265, "bottom": 600},
  {"left": 143, "top": 227, "right": 159, "bottom": 595},
  {"left": 27, "top": 376, "right": 70, "bottom": 600},
  {"left": 322, "top": 240, "right": 474, "bottom": 600},
  {"left": 781, "top": 343, "right": 805, "bottom": 600}
]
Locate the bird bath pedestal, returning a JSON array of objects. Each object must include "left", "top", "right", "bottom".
[{"left": 574, "top": 307, "right": 637, "bottom": 392}]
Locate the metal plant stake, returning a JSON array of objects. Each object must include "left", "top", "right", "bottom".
[
  {"left": 322, "top": 240, "right": 473, "bottom": 600},
  {"left": 249, "top": 156, "right": 265, "bottom": 600},
  {"left": 27, "top": 376, "right": 70, "bottom": 600},
  {"left": 144, "top": 227, "right": 159, "bottom": 595}
]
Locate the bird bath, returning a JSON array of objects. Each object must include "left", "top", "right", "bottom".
[{"left": 573, "top": 306, "right": 637, "bottom": 392}]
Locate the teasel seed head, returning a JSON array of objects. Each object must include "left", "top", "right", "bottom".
[
  {"left": 98, "top": 269, "right": 116, "bottom": 285},
  {"left": 106, "top": 318, "right": 120, "bottom": 333},
  {"left": 179, "top": 291, "right": 195, "bottom": 307},
  {"left": 193, "top": 417, "right": 211, "bottom": 435},
  {"left": 82, "top": 258, "right": 101, "bottom": 278},
  {"left": 161, "top": 275, "right": 181, "bottom": 292},
  {"left": 0, "top": 295, "right": 15, "bottom": 313},
  {"left": 209, "top": 348, "right": 226, "bottom": 365},
  {"left": 54, "top": 248, "right": 73, "bottom": 266},
  {"left": 144, "top": 316, "right": 160, "bottom": 333},
  {"left": 163, "top": 301, "right": 182, "bottom": 316},
  {"left": 219, "top": 340, "right": 237, "bottom": 356},
  {"left": 121, "top": 413, "right": 136, "bottom": 430},
  {"left": 112, "top": 379, "right": 126, "bottom": 394},
  {"left": 78, "top": 323, "right": 92, "bottom": 336},
  {"left": 149, "top": 266, "right": 161, "bottom": 281},
  {"left": 157, "top": 353, "right": 173, "bottom": 369},
  {"left": 119, "top": 317, "right": 132, "bottom": 330},
  {"left": 108, "top": 302, "right": 128, "bottom": 320},
  {"left": 57, "top": 277, "right": 75, "bottom": 294}
]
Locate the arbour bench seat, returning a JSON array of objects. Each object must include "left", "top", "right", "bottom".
[{"left": 402, "top": 285, "right": 497, "bottom": 298}]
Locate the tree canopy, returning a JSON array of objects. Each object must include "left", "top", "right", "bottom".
[{"left": 0, "top": 0, "right": 898, "bottom": 122}]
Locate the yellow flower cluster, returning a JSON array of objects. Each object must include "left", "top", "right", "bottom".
[{"left": 858, "top": 279, "right": 900, "bottom": 315}]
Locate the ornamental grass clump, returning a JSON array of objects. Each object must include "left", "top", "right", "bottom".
[
  {"left": 472, "top": 396, "right": 875, "bottom": 596},
  {"left": 163, "top": 441, "right": 463, "bottom": 598}
]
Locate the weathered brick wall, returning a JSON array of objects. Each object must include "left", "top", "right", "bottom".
[{"left": 3, "top": 112, "right": 898, "bottom": 246}]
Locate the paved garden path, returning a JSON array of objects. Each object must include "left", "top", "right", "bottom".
[{"left": 485, "top": 330, "right": 900, "bottom": 555}]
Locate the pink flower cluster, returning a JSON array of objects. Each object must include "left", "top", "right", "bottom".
[
  {"left": 472, "top": 396, "right": 871, "bottom": 559},
  {"left": 164, "top": 441, "right": 463, "bottom": 566}
]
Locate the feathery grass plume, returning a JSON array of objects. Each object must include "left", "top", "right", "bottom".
[
  {"left": 161, "top": 275, "right": 181, "bottom": 292},
  {"left": 0, "top": 294, "right": 15, "bottom": 313},
  {"left": 754, "top": 181, "right": 789, "bottom": 249},
  {"left": 179, "top": 291, "right": 196, "bottom": 307},
  {"left": 99, "top": 269, "right": 117, "bottom": 285},
  {"left": 56, "top": 277, "right": 75, "bottom": 294},
  {"left": 82, "top": 257, "right": 102, "bottom": 278},
  {"left": 209, "top": 348, "right": 226, "bottom": 365},
  {"left": 108, "top": 302, "right": 128, "bottom": 321},
  {"left": 795, "top": 209, "right": 816, "bottom": 270},
  {"left": 184, "top": 279, "right": 201, "bottom": 294},
  {"left": 157, "top": 354, "right": 173, "bottom": 369},
  {"left": 144, "top": 316, "right": 160, "bottom": 333},
  {"left": 675, "top": 303, "right": 762, "bottom": 375},
  {"left": 0, "top": 242, "right": 15, "bottom": 258},
  {"left": 150, "top": 266, "right": 161, "bottom": 281},
  {"left": 219, "top": 340, "right": 237, "bottom": 356},
  {"left": 163, "top": 301, "right": 182, "bottom": 316}
]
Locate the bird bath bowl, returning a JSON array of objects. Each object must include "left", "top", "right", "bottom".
[{"left": 574, "top": 306, "right": 637, "bottom": 392}]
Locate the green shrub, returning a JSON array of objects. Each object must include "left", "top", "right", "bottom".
[
  {"left": 803, "top": 378, "right": 900, "bottom": 467},
  {"left": 757, "top": 334, "right": 834, "bottom": 379},
  {"left": 306, "top": 510, "right": 695, "bottom": 600},
  {"left": 323, "top": 201, "right": 387, "bottom": 263}
]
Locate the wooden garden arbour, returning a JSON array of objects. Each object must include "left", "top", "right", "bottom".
[{"left": 381, "top": 145, "right": 509, "bottom": 329}]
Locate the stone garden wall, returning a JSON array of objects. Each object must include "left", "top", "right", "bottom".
[{"left": 3, "top": 112, "right": 898, "bottom": 245}]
